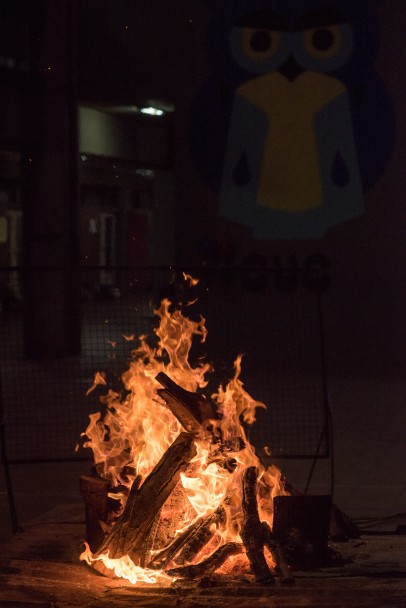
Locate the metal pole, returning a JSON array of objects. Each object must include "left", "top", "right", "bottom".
[
  {"left": 304, "top": 288, "right": 335, "bottom": 499},
  {"left": 0, "top": 371, "right": 20, "bottom": 534}
]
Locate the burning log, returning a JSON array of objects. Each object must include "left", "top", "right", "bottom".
[
  {"left": 148, "top": 516, "right": 203, "bottom": 570},
  {"left": 166, "top": 542, "right": 243, "bottom": 579},
  {"left": 139, "top": 512, "right": 161, "bottom": 568},
  {"left": 78, "top": 299, "right": 361, "bottom": 587},
  {"left": 118, "top": 474, "right": 143, "bottom": 523},
  {"left": 261, "top": 522, "right": 294, "bottom": 584},
  {"left": 93, "top": 432, "right": 196, "bottom": 573},
  {"left": 89, "top": 473, "right": 145, "bottom": 566},
  {"left": 240, "top": 466, "right": 275, "bottom": 584},
  {"left": 173, "top": 505, "right": 227, "bottom": 566},
  {"left": 156, "top": 373, "right": 247, "bottom": 464},
  {"left": 149, "top": 505, "right": 226, "bottom": 569},
  {"left": 220, "top": 437, "right": 246, "bottom": 452},
  {"left": 206, "top": 438, "right": 245, "bottom": 471},
  {"left": 156, "top": 372, "right": 219, "bottom": 437}
]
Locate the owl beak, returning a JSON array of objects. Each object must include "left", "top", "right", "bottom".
[{"left": 277, "top": 54, "right": 305, "bottom": 81}]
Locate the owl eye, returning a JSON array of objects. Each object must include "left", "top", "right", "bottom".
[
  {"left": 312, "top": 28, "right": 335, "bottom": 51},
  {"left": 250, "top": 30, "right": 272, "bottom": 52},
  {"left": 241, "top": 28, "right": 280, "bottom": 61},
  {"left": 303, "top": 25, "right": 342, "bottom": 59}
]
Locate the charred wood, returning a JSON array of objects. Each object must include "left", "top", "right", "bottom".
[
  {"left": 139, "top": 512, "right": 161, "bottom": 568},
  {"left": 207, "top": 453, "right": 238, "bottom": 472},
  {"left": 149, "top": 505, "right": 226, "bottom": 569},
  {"left": 79, "top": 475, "right": 112, "bottom": 553},
  {"left": 240, "top": 466, "right": 275, "bottom": 584},
  {"left": 93, "top": 432, "right": 196, "bottom": 572},
  {"left": 206, "top": 436, "right": 245, "bottom": 472},
  {"left": 261, "top": 521, "right": 294, "bottom": 584},
  {"left": 220, "top": 437, "right": 246, "bottom": 453},
  {"left": 118, "top": 475, "right": 142, "bottom": 526},
  {"left": 166, "top": 542, "right": 243, "bottom": 578},
  {"left": 173, "top": 505, "right": 226, "bottom": 566},
  {"left": 91, "top": 476, "right": 136, "bottom": 559},
  {"left": 156, "top": 374, "right": 247, "bottom": 466},
  {"left": 156, "top": 372, "right": 219, "bottom": 436},
  {"left": 120, "top": 465, "right": 137, "bottom": 484},
  {"left": 148, "top": 517, "right": 202, "bottom": 570}
]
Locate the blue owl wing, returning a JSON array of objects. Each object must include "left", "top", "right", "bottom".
[{"left": 348, "top": 71, "right": 396, "bottom": 191}]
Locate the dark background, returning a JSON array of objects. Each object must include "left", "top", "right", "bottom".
[
  {"left": 0, "top": 0, "right": 405, "bottom": 531},
  {"left": 79, "top": 0, "right": 405, "bottom": 378}
]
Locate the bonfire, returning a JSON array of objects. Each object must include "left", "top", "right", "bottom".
[{"left": 78, "top": 277, "right": 305, "bottom": 586}]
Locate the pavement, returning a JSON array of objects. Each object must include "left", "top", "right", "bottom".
[{"left": 0, "top": 503, "right": 405, "bottom": 607}]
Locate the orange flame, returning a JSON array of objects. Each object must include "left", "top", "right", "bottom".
[
  {"left": 80, "top": 542, "right": 173, "bottom": 585},
  {"left": 182, "top": 272, "right": 200, "bottom": 286},
  {"left": 85, "top": 371, "right": 107, "bottom": 397},
  {"left": 80, "top": 298, "right": 286, "bottom": 581}
]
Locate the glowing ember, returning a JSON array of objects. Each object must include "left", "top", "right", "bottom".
[{"left": 80, "top": 292, "right": 287, "bottom": 584}]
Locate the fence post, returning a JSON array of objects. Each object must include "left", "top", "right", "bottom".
[
  {"left": 0, "top": 370, "right": 20, "bottom": 534},
  {"left": 21, "top": 0, "right": 81, "bottom": 359}
]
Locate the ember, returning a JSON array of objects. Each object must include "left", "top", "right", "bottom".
[{"left": 79, "top": 291, "right": 303, "bottom": 585}]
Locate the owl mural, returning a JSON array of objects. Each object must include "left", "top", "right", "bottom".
[{"left": 189, "top": 0, "right": 395, "bottom": 240}]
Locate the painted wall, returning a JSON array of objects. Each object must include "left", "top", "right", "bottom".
[{"left": 172, "top": 0, "right": 405, "bottom": 379}]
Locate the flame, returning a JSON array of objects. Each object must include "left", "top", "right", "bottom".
[
  {"left": 80, "top": 542, "right": 172, "bottom": 586},
  {"left": 85, "top": 371, "right": 106, "bottom": 397},
  {"left": 182, "top": 272, "right": 200, "bottom": 286},
  {"left": 80, "top": 297, "right": 286, "bottom": 582}
]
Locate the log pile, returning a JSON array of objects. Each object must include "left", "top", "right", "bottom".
[
  {"left": 81, "top": 373, "right": 340, "bottom": 584},
  {"left": 91, "top": 431, "right": 197, "bottom": 577}
]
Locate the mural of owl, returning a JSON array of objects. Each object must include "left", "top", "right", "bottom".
[{"left": 189, "top": 0, "right": 395, "bottom": 240}]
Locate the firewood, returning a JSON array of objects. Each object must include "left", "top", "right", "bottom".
[
  {"left": 220, "top": 437, "right": 246, "bottom": 452},
  {"left": 93, "top": 432, "right": 196, "bottom": 572},
  {"left": 156, "top": 372, "right": 219, "bottom": 436},
  {"left": 79, "top": 475, "right": 112, "bottom": 553},
  {"left": 156, "top": 374, "right": 247, "bottom": 469},
  {"left": 149, "top": 505, "right": 226, "bottom": 569},
  {"left": 261, "top": 521, "right": 294, "bottom": 584},
  {"left": 166, "top": 542, "right": 243, "bottom": 578},
  {"left": 240, "top": 466, "right": 275, "bottom": 584},
  {"left": 173, "top": 505, "right": 226, "bottom": 565},
  {"left": 139, "top": 512, "right": 161, "bottom": 568},
  {"left": 119, "top": 475, "right": 142, "bottom": 525},
  {"left": 207, "top": 449, "right": 238, "bottom": 473},
  {"left": 94, "top": 474, "right": 142, "bottom": 558},
  {"left": 206, "top": 436, "right": 245, "bottom": 471},
  {"left": 148, "top": 517, "right": 202, "bottom": 569}
]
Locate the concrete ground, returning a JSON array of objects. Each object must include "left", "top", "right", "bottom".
[
  {"left": 0, "top": 503, "right": 405, "bottom": 607},
  {"left": 1, "top": 373, "right": 405, "bottom": 543}
]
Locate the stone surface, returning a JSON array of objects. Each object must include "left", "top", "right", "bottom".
[{"left": 0, "top": 505, "right": 405, "bottom": 608}]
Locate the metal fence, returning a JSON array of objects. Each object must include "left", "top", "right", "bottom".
[{"left": 0, "top": 266, "right": 329, "bottom": 464}]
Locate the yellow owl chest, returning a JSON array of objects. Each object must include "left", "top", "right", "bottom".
[{"left": 238, "top": 71, "right": 346, "bottom": 212}]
